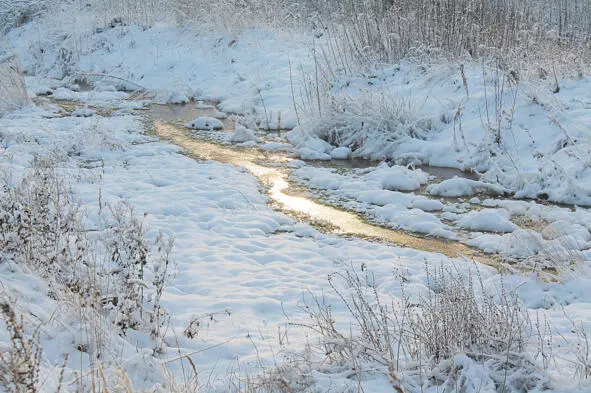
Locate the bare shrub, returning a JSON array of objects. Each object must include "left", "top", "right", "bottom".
[
  {"left": 0, "top": 297, "right": 42, "bottom": 393},
  {"left": 409, "top": 265, "right": 530, "bottom": 364},
  {"left": 309, "top": 0, "right": 591, "bottom": 76},
  {"left": 0, "top": 153, "right": 176, "bottom": 344},
  {"left": 150, "top": 231, "right": 175, "bottom": 346},
  {"left": 558, "top": 307, "right": 591, "bottom": 380},
  {"left": 227, "top": 362, "right": 315, "bottom": 393},
  {"left": 104, "top": 201, "right": 150, "bottom": 331},
  {"left": 0, "top": 152, "right": 89, "bottom": 290},
  {"left": 161, "top": 0, "right": 591, "bottom": 77}
]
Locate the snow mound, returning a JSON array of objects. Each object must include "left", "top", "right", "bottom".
[
  {"left": 166, "top": 91, "right": 189, "bottom": 104},
  {"left": 427, "top": 177, "right": 509, "bottom": 197},
  {"left": 195, "top": 101, "right": 214, "bottom": 109},
  {"left": 185, "top": 116, "right": 224, "bottom": 130},
  {"left": 287, "top": 128, "right": 333, "bottom": 160},
  {"left": 299, "top": 148, "right": 331, "bottom": 160},
  {"left": 367, "top": 164, "right": 430, "bottom": 192},
  {"left": 229, "top": 124, "right": 262, "bottom": 143},
  {"left": 213, "top": 110, "right": 227, "bottom": 119},
  {"left": 410, "top": 198, "right": 444, "bottom": 211},
  {"left": 469, "top": 229, "right": 543, "bottom": 259},
  {"left": 330, "top": 147, "right": 351, "bottom": 159},
  {"left": 260, "top": 142, "right": 294, "bottom": 152},
  {"left": 72, "top": 107, "right": 96, "bottom": 117},
  {"left": 50, "top": 87, "right": 78, "bottom": 100},
  {"left": 456, "top": 209, "right": 518, "bottom": 233},
  {"left": 541, "top": 220, "right": 591, "bottom": 243},
  {"left": 375, "top": 203, "right": 457, "bottom": 239}
]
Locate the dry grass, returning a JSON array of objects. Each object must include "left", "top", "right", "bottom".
[{"left": 0, "top": 297, "right": 42, "bottom": 393}]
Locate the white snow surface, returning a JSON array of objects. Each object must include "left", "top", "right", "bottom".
[
  {"left": 1, "top": 11, "right": 591, "bottom": 393},
  {"left": 292, "top": 164, "right": 457, "bottom": 239},
  {"left": 184, "top": 116, "right": 224, "bottom": 130},
  {"left": 0, "top": 102, "right": 482, "bottom": 391},
  {"left": 229, "top": 123, "right": 262, "bottom": 143},
  {"left": 455, "top": 208, "right": 518, "bottom": 233},
  {"left": 427, "top": 177, "right": 510, "bottom": 197},
  {"left": 7, "top": 12, "right": 591, "bottom": 204}
]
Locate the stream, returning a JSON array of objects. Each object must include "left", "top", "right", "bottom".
[{"left": 144, "top": 103, "right": 498, "bottom": 265}]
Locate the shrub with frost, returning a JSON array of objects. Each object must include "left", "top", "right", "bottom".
[
  {"left": 0, "top": 56, "right": 29, "bottom": 117},
  {"left": 292, "top": 264, "right": 549, "bottom": 392},
  {"left": 0, "top": 152, "right": 176, "bottom": 347}
]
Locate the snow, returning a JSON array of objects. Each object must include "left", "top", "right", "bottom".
[
  {"left": 292, "top": 165, "right": 455, "bottom": 238},
  {"left": 371, "top": 163, "right": 431, "bottom": 191},
  {"left": 229, "top": 123, "right": 262, "bottom": 143},
  {"left": 260, "top": 141, "right": 294, "bottom": 152},
  {"left": 213, "top": 109, "right": 227, "bottom": 119},
  {"left": 195, "top": 100, "right": 214, "bottom": 109},
  {"left": 298, "top": 148, "right": 331, "bottom": 160},
  {"left": 456, "top": 208, "right": 518, "bottom": 233},
  {"left": 71, "top": 106, "right": 96, "bottom": 117},
  {"left": 166, "top": 91, "right": 190, "bottom": 104},
  {"left": 1, "top": 6, "right": 591, "bottom": 392},
  {"left": 541, "top": 220, "right": 591, "bottom": 242},
  {"left": 330, "top": 146, "right": 351, "bottom": 159},
  {"left": 427, "top": 177, "right": 509, "bottom": 197},
  {"left": 1, "top": 102, "right": 483, "bottom": 390},
  {"left": 184, "top": 116, "right": 224, "bottom": 130},
  {"left": 376, "top": 204, "right": 457, "bottom": 239},
  {"left": 5, "top": 6, "right": 588, "bottom": 205},
  {"left": 468, "top": 229, "right": 544, "bottom": 259}
]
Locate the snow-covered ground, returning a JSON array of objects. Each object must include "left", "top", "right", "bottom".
[
  {"left": 1, "top": 5, "right": 591, "bottom": 393},
  {"left": 7, "top": 12, "right": 591, "bottom": 206},
  {"left": 0, "top": 96, "right": 495, "bottom": 391},
  {"left": 290, "top": 164, "right": 591, "bottom": 262}
]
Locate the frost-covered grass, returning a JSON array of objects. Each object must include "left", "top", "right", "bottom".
[{"left": 291, "top": 265, "right": 549, "bottom": 393}]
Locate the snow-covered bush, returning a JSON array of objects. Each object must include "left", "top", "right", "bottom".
[
  {"left": 294, "top": 265, "right": 549, "bottom": 392},
  {"left": 105, "top": 201, "right": 150, "bottom": 332},
  {"left": 410, "top": 266, "right": 529, "bottom": 363},
  {"left": 0, "top": 56, "right": 29, "bottom": 117},
  {"left": 0, "top": 0, "right": 53, "bottom": 32},
  {"left": 0, "top": 153, "right": 176, "bottom": 347},
  {"left": 290, "top": 92, "right": 435, "bottom": 161},
  {"left": 102, "top": 202, "right": 176, "bottom": 346},
  {"left": 0, "top": 152, "right": 87, "bottom": 289}
]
